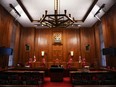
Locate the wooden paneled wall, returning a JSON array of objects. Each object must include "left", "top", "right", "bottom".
[
  {"left": 80, "top": 28, "right": 96, "bottom": 63},
  {"left": 101, "top": 4, "right": 116, "bottom": 67},
  {"left": 94, "top": 22, "right": 101, "bottom": 67},
  {"left": 0, "top": 5, "right": 21, "bottom": 68},
  {"left": 19, "top": 27, "right": 35, "bottom": 63},
  {"left": 19, "top": 27, "right": 98, "bottom": 68},
  {"left": 19, "top": 3, "right": 116, "bottom": 68},
  {"left": 92, "top": 4, "right": 116, "bottom": 67},
  {"left": 1, "top": 3, "right": 116, "bottom": 68}
]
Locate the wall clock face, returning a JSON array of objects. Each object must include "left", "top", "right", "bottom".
[{"left": 53, "top": 33, "right": 62, "bottom": 43}]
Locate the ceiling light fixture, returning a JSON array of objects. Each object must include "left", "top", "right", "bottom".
[
  {"left": 9, "top": 4, "right": 21, "bottom": 17},
  {"left": 94, "top": 4, "right": 105, "bottom": 21},
  {"left": 40, "top": 0, "right": 75, "bottom": 28}
]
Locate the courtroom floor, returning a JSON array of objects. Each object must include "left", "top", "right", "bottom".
[
  {"left": 0, "top": 77, "right": 116, "bottom": 87},
  {"left": 43, "top": 77, "right": 72, "bottom": 87},
  {"left": 43, "top": 77, "right": 116, "bottom": 87}
]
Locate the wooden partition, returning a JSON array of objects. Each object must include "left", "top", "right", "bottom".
[{"left": 0, "top": 5, "right": 21, "bottom": 67}]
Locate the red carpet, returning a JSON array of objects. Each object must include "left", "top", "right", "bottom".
[{"left": 42, "top": 77, "right": 72, "bottom": 87}]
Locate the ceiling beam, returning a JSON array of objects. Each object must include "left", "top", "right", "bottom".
[
  {"left": 17, "top": 0, "right": 33, "bottom": 22},
  {"left": 82, "top": 0, "right": 98, "bottom": 22}
]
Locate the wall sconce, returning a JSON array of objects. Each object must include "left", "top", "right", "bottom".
[
  {"left": 70, "top": 51, "right": 74, "bottom": 56},
  {"left": 41, "top": 51, "right": 45, "bottom": 57},
  {"left": 86, "top": 44, "right": 90, "bottom": 51},
  {"left": 25, "top": 44, "right": 30, "bottom": 51}
]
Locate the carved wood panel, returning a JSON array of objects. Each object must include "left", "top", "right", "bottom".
[{"left": 52, "top": 45, "right": 63, "bottom": 61}]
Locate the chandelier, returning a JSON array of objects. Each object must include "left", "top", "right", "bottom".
[{"left": 40, "top": 0, "right": 75, "bottom": 28}]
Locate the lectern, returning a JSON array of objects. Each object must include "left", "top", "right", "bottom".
[{"left": 50, "top": 67, "right": 64, "bottom": 82}]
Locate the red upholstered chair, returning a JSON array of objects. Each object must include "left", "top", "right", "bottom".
[
  {"left": 25, "top": 58, "right": 33, "bottom": 67},
  {"left": 54, "top": 58, "right": 60, "bottom": 65},
  {"left": 41, "top": 58, "right": 46, "bottom": 67},
  {"left": 33, "top": 57, "right": 36, "bottom": 62},
  {"left": 67, "top": 58, "right": 73, "bottom": 69}
]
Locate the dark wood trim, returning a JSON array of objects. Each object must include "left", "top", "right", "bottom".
[
  {"left": 82, "top": 0, "right": 98, "bottom": 22},
  {"left": 17, "top": 0, "right": 33, "bottom": 22}
]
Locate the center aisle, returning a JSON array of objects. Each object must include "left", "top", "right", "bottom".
[{"left": 43, "top": 77, "right": 72, "bottom": 87}]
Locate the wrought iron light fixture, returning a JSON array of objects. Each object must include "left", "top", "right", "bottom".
[{"left": 40, "top": 0, "right": 75, "bottom": 28}]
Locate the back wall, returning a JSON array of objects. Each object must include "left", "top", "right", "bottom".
[{"left": 19, "top": 27, "right": 98, "bottom": 68}]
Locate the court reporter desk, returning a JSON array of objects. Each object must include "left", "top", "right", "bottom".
[{"left": 50, "top": 67, "right": 64, "bottom": 82}]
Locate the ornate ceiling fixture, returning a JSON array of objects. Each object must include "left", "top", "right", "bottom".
[{"left": 40, "top": 0, "right": 75, "bottom": 28}]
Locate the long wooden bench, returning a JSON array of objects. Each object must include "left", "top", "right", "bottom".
[
  {"left": 70, "top": 70, "right": 116, "bottom": 86},
  {"left": 0, "top": 70, "right": 45, "bottom": 85}
]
